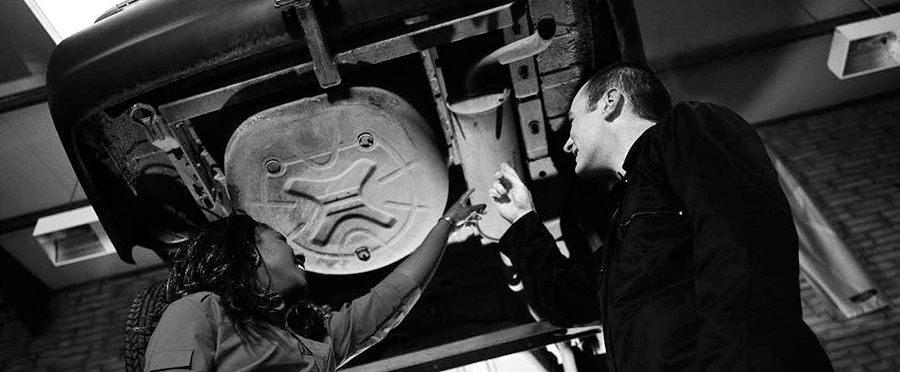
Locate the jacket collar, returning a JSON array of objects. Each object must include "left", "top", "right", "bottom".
[{"left": 621, "top": 126, "right": 655, "bottom": 176}]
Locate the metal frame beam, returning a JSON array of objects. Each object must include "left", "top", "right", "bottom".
[
  {"left": 158, "top": 2, "right": 515, "bottom": 123},
  {"left": 0, "top": 86, "right": 47, "bottom": 115},
  {"left": 0, "top": 199, "right": 91, "bottom": 235},
  {"left": 341, "top": 321, "right": 601, "bottom": 372}
]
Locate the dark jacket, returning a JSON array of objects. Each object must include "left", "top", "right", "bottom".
[{"left": 498, "top": 102, "right": 834, "bottom": 371}]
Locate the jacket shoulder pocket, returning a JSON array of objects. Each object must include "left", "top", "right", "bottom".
[
  {"left": 615, "top": 209, "right": 686, "bottom": 263},
  {"left": 147, "top": 349, "right": 193, "bottom": 371}
]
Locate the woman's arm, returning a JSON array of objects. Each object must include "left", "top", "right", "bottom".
[
  {"left": 394, "top": 188, "right": 485, "bottom": 287},
  {"left": 326, "top": 189, "right": 485, "bottom": 366}
]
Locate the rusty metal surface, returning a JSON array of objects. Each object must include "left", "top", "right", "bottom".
[
  {"left": 47, "top": 0, "right": 514, "bottom": 127},
  {"left": 156, "top": 2, "right": 514, "bottom": 124},
  {"left": 333, "top": 3, "right": 515, "bottom": 66},
  {"left": 224, "top": 87, "right": 447, "bottom": 274},
  {"left": 129, "top": 103, "right": 231, "bottom": 220},
  {"left": 290, "top": 0, "right": 342, "bottom": 88},
  {"left": 420, "top": 48, "right": 459, "bottom": 166}
]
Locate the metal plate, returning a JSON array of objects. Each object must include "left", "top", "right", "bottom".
[{"left": 225, "top": 87, "right": 447, "bottom": 274}]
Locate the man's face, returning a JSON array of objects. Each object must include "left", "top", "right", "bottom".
[{"left": 564, "top": 88, "right": 616, "bottom": 178}]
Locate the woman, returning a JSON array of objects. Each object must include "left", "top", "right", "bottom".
[{"left": 144, "top": 190, "right": 484, "bottom": 371}]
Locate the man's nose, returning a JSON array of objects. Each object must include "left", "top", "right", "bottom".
[{"left": 563, "top": 138, "right": 575, "bottom": 153}]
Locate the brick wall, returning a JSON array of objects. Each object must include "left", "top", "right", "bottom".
[
  {"left": 0, "top": 266, "right": 169, "bottom": 372},
  {"left": 757, "top": 91, "right": 900, "bottom": 371},
  {"left": 529, "top": 0, "right": 597, "bottom": 122}
]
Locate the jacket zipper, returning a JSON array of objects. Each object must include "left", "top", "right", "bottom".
[
  {"left": 618, "top": 210, "right": 684, "bottom": 231},
  {"left": 602, "top": 177, "right": 627, "bottom": 372},
  {"left": 602, "top": 209, "right": 683, "bottom": 371}
]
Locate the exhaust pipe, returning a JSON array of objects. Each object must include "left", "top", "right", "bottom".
[
  {"left": 464, "top": 17, "right": 557, "bottom": 94},
  {"left": 448, "top": 18, "right": 556, "bottom": 241}
]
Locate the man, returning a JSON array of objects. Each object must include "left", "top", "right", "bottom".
[{"left": 489, "top": 63, "right": 834, "bottom": 371}]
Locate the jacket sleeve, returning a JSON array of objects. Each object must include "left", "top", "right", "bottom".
[
  {"left": 657, "top": 102, "right": 802, "bottom": 370},
  {"left": 144, "top": 298, "right": 216, "bottom": 371},
  {"left": 498, "top": 211, "right": 601, "bottom": 326},
  {"left": 327, "top": 271, "right": 421, "bottom": 367}
]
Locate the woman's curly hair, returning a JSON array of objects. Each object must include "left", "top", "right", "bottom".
[
  {"left": 165, "top": 214, "right": 329, "bottom": 340},
  {"left": 165, "top": 214, "right": 282, "bottom": 335}
]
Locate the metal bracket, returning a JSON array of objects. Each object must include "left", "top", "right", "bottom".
[
  {"left": 129, "top": 103, "right": 232, "bottom": 221},
  {"left": 504, "top": 20, "right": 558, "bottom": 180},
  {"left": 279, "top": 0, "right": 341, "bottom": 88},
  {"left": 516, "top": 97, "right": 549, "bottom": 160},
  {"left": 420, "top": 48, "right": 460, "bottom": 166}
]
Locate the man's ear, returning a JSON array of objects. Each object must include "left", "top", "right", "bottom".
[{"left": 600, "top": 88, "right": 624, "bottom": 122}]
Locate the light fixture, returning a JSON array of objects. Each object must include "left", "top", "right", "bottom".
[
  {"left": 32, "top": 206, "right": 116, "bottom": 266},
  {"left": 828, "top": 11, "right": 900, "bottom": 79}
]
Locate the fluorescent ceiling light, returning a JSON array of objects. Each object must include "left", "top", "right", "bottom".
[
  {"left": 33, "top": 205, "right": 116, "bottom": 267},
  {"left": 22, "top": 0, "right": 123, "bottom": 44}
]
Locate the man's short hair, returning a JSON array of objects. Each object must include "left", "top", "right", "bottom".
[{"left": 583, "top": 62, "right": 672, "bottom": 121}]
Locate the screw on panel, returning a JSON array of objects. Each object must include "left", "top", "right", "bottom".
[
  {"left": 357, "top": 132, "right": 375, "bottom": 148},
  {"left": 518, "top": 65, "right": 529, "bottom": 79},
  {"left": 529, "top": 121, "right": 541, "bottom": 135},
  {"left": 355, "top": 247, "right": 371, "bottom": 261},
  {"left": 265, "top": 159, "right": 283, "bottom": 174},
  {"left": 129, "top": 106, "right": 153, "bottom": 125}
]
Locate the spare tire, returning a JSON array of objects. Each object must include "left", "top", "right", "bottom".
[
  {"left": 123, "top": 280, "right": 170, "bottom": 372},
  {"left": 225, "top": 87, "right": 448, "bottom": 274}
]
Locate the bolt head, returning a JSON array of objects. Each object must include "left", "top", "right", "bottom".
[
  {"left": 265, "top": 159, "right": 282, "bottom": 174},
  {"left": 355, "top": 247, "right": 371, "bottom": 261},
  {"left": 357, "top": 132, "right": 375, "bottom": 148}
]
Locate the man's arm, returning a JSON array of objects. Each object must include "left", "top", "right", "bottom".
[
  {"left": 498, "top": 211, "right": 601, "bottom": 325},
  {"left": 658, "top": 102, "right": 802, "bottom": 370},
  {"left": 492, "top": 164, "right": 601, "bottom": 326}
]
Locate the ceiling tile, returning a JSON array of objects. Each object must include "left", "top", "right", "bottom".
[
  {"left": 0, "top": 103, "right": 84, "bottom": 220},
  {"left": 635, "top": 0, "right": 817, "bottom": 63}
]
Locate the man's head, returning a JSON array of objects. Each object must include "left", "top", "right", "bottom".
[{"left": 564, "top": 62, "right": 671, "bottom": 178}]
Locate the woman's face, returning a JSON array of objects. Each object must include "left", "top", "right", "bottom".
[{"left": 255, "top": 225, "right": 308, "bottom": 297}]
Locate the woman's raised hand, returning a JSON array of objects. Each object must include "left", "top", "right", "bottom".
[{"left": 442, "top": 188, "right": 486, "bottom": 229}]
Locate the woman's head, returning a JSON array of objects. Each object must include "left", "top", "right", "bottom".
[
  {"left": 254, "top": 224, "right": 308, "bottom": 298},
  {"left": 166, "top": 214, "right": 309, "bottom": 331}
]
